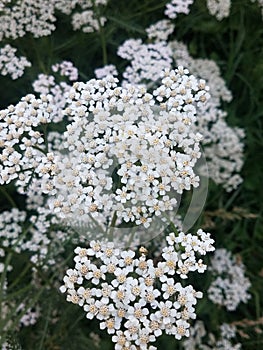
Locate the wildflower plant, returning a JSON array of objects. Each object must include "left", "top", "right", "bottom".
[{"left": 0, "top": 0, "right": 262, "bottom": 349}]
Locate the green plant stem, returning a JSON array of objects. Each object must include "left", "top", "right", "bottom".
[
  {"left": 0, "top": 187, "right": 17, "bottom": 208},
  {"left": 99, "top": 20, "right": 107, "bottom": 65},
  {"left": 93, "top": 0, "right": 107, "bottom": 65},
  {"left": 163, "top": 212, "right": 179, "bottom": 236},
  {"left": 107, "top": 211, "right": 117, "bottom": 240},
  {"left": 30, "top": 36, "right": 48, "bottom": 74},
  {"left": 42, "top": 124, "right": 49, "bottom": 153},
  {"left": 9, "top": 262, "right": 32, "bottom": 289},
  {"left": 38, "top": 301, "right": 52, "bottom": 350}
]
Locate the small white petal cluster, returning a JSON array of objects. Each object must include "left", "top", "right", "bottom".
[
  {"left": 117, "top": 36, "right": 244, "bottom": 191},
  {"left": 50, "top": 0, "right": 80, "bottom": 15},
  {"left": 165, "top": 0, "right": 195, "bottom": 19},
  {"left": 0, "top": 207, "right": 70, "bottom": 268},
  {"left": 208, "top": 248, "right": 251, "bottom": 311},
  {"left": 170, "top": 41, "right": 232, "bottom": 104},
  {"left": 95, "top": 64, "right": 118, "bottom": 79},
  {"left": 32, "top": 72, "right": 74, "bottom": 123},
  {"left": 31, "top": 61, "right": 78, "bottom": 124},
  {"left": 169, "top": 40, "right": 244, "bottom": 191},
  {"left": 55, "top": 0, "right": 109, "bottom": 15},
  {"left": 70, "top": 0, "right": 108, "bottom": 33},
  {"left": 0, "top": 0, "right": 57, "bottom": 40},
  {"left": 60, "top": 229, "right": 214, "bottom": 349},
  {"left": 182, "top": 320, "right": 241, "bottom": 350},
  {"left": 42, "top": 69, "right": 209, "bottom": 226},
  {"left": 0, "top": 208, "right": 26, "bottom": 252},
  {"left": 0, "top": 94, "right": 54, "bottom": 186},
  {"left": 146, "top": 20, "right": 175, "bottom": 42},
  {"left": 32, "top": 74, "right": 58, "bottom": 96},
  {"left": 206, "top": 0, "right": 231, "bottom": 20},
  {"left": 71, "top": 10, "right": 107, "bottom": 33},
  {"left": 17, "top": 303, "right": 40, "bottom": 327},
  {"left": 0, "top": 209, "right": 26, "bottom": 273},
  {"left": 0, "top": 0, "right": 108, "bottom": 41},
  {"left": 117, "top": 39, "right": 173, "bottom": 86},
  {"left": 0, "top": 44, "right": 31, "bottom": 79},
  {"left": 200, "top": 120, "right": 244, "bottom": 191},
  {"left": 20, "top": 208, "right": 70, "bottom": 267},
  {"left": 51, "top": 61, "right": 78, "bottom": 81}
]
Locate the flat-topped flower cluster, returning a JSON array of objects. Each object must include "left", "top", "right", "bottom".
[
  {"left": 182, "top": 320, "right": 241, "bottom": 350},
  {"left": 0, "top": 94, "right": 54, "bottom": 187},
  {"left": 0, "top": 0, "right": 108, "bottom": 41},
  {"left": 60, "top": 229, "right": 215, "bottom": 349},
  {"left": 0, "top": 44, "right": 31, "bottom": 80},
  {"left": 208, "top": 249, "right": 251, "bottom": 311},
  {"left": 39, "top": 67, "right": 209, "bottom": 226},
  {"left": 117, "top": 36, "right": 244, "bottom": 192}
]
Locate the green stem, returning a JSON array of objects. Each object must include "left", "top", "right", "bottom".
[
  {"left": 9, "top": 262, "right": 32, "bottom": 289},
  {"left": 163, "top": 212, "right": 179, "bottom": 236},
  {"left": 38, "top": 302, "right": 52, "bottom": 350},
  {"left": 32, "top": 145, "right": 47, "bottom": 155},
  {"left": 93, "top": 0, "right": 107, "bottom": 65},
  {"left": 42, "top": 124, "right": 49, "bottom": 154},
  {"left": 99, "top": 19, "right": 107, "bottom": 65},
  {"left": 107, "top": 211, "right": 117, "bottom": 240},
  {"left": 30, "top": 36, "right": 48, "bottom": 74},
  {"left": 3, "top": 284, "right": 32, "bottom": 300},
  {"left": 127, "top": 225, "right": 137, "bottom": 247},
  {"left": 0, "top": 187, "right": 17, "bottom": 208}
]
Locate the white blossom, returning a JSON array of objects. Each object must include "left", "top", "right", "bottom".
[
  {"left": 206, "top": 0, "right": 231, "bottom": 20},
  {"left": 0, "top": 44, "right": 31, "bottom": 79},
  {"left": 165, "top": 0, "right": 195, "bottom": 19},
  {"left": 60, "top": 229, "right": 214, "bottom": 349},
  {"left": 208, "top": 248, "right": 251, "bottom": 311}
]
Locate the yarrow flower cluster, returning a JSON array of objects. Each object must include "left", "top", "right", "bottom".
[
  {"left": 0, "top": 209, "right": 26, "bottom": 272},
  {"left": 0, "top": 94, "right": 54, "bottom": 186},
  {"left": 182, "top": 320, "right": 241, "bottom": 350},
  {"left": 117, "top": 36, "right": 244, "bottom": 191},
  {"left": 60, "top": 229, "right": 215, "bottom": 349},
  {"left": 0, "top": 0, "right": 108, "bottom": 41},
  {"left": 0, "top": 0, "right": 56, "bottom": 40},
  {"left": 146, "top": 20, "right": 175, "bottom": 42},
  {"left": 51, "top": 61, "right": 78, "bottom": 81},
  {"left": 41, "top": 69, "right": 209, "bottom": 228},
  {"left": 71, "top": 8, "right": 107, "bottom": 33},
  {"left": 0, "top": 1, "right": 260, "bottom": 349},
  {"left": 95, "top": 64, "right": 118, "bottom": 79},
  {"left": 165, "top": 0, "right": 194, "bottom": 19},
  {"left": 164, "top": 0, "right": 232, "bottom": 21},
  {"left": 206, "top": 0, "right": 231, "bottom": 20},
  {"left": 169, "top": 40, "right": 244, "bottom": 191},
  {"left": 32, "top": 61, "right": 79, "bottom": 123},
  {"left": 208, "top": 248, "right": 251, "bottom": 311},
  {"left": 117, "top": 39, "right": 173, "bottom": 86},
  {"left": 17, "top": 304, "right": 40, "bottom": 327},
  {"left": 0, "top": 44, "right": 31, "bottom": 79}
]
